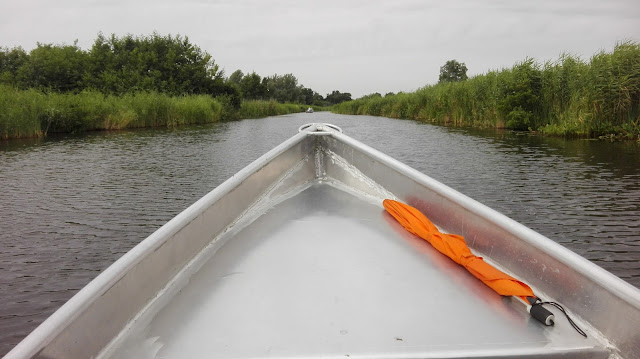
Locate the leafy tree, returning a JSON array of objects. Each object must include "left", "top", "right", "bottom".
[
  {"left": 384, "top": 92, "right": 395, "bottom": 97},
  {"left": 17, "top": 42, "right": 87, "bottom": 92},
  {"left": 1, "top": 33, "right": 327, "bottom": 108},
  {"left": 264, "top": 73, "right": 301, "bottom": 103},
  {"left": 439, "top": 60, "right": 468, "bottom": 83},
  {"left": 214, "top": 81, "right": 242, "bottom": 109},
  {"left": 240, "top": 71, "right": 266, "bottom": 100},
  {"left": 312, "top": 92, "right": 326, "bottom": 106},
  {"left": 85, "top": 33, "right": 224, "bottom": 96},
  {"left": 326, "top": 90, "right": 352, "bottom": 104},
  {"left": 227, "top": 69, "right": 244, "bottom": 85},
  {"left": 0, "top": 46, "right": 28, "bottom": 85},
  {"left": 299, "top": 87, "right": 314, "bottom": 105}
]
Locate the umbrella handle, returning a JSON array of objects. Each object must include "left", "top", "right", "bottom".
[
  {"left": 518, "top": 296, "right": 555, "bottom": 326},
  {"left": 526, "top": 297, "right": 588, "bottom": 337},
  {"left": 528, "top": 303, "right": 555, "bottom": 325},
  {"left": 525, "top": 296, "right": 555, "bottom": 325}
]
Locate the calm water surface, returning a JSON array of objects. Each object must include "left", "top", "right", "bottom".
[{"left": 1, "top": 113, "right": 639, "bottom": 355}]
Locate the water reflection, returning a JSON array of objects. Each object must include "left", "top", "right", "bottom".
[{"left": 0, "top": 113, "right": 639, "bottom": 355}]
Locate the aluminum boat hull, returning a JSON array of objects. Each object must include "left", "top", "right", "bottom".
[{"left": 6, "top": 123, "right": 640, "bottom": 359}]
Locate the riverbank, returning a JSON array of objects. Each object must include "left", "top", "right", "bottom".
[
  {"left": 0, "top": 85, "right": 322, "bottom": 140},
  {"left": 333, "top": 42, "right": 640, "bottom": 140}
]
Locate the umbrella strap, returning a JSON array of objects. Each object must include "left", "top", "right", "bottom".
[{"left": 530, "top": 299, "right": 587, "bottom": 338}]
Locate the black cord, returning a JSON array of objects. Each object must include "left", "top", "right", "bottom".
[{"left": 532, "top": 300, "right": 588, "bottom": 338}]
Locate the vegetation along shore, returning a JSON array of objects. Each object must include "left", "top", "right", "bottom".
[
  {"left": 0, "top": 86, "right": 314, "bottom": 139},
  {"left": 333, "top": 41, "right": 640, "bottom": 140},
  {"left": 0, "top": 33, "right": 339, "bottom": 140},
  {"left": 2, "top": 33, "right": 638, "bottom": 140}
]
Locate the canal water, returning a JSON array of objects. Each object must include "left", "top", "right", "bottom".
[{"left": 1, "top": 112, "right": 639, "bottom": 355}]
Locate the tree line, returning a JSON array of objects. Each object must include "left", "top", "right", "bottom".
[
  {"left": 225, "top": 70, "right": 350, "bottom": 106},
  {"left": 0, "top": 33, "right": 352, "bottom": 107}
]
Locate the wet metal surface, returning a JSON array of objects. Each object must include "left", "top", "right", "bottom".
[{"left": 109, "top": 184, "right": 605, "bottom": 359}]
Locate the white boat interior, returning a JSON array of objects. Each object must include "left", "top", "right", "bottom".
[{"left": 6, "top": 124, "right": 640, "bottom": 359}]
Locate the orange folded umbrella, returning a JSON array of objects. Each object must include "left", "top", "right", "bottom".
[
  {"left": 383, "top": 199, "right": 534, "bottom": 298},
  {"left": 383, "top": 199, "right": 588, "bottom": 337}
]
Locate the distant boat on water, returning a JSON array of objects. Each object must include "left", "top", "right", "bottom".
[{"left": 306, "top": 107, "right": 314, "bottom": 113}]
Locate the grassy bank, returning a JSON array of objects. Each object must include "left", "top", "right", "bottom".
[
  {"left": 0, "top": 86, "right": 309, "bottom": 140},
  {"left": 333, "top": 41, "right": 640, "bottom": 139},
  {"left": 238, "top": 100, "right": 309, "bottom": 119}
]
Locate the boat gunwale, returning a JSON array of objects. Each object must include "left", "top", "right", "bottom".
[
  {"left": 4, "top": 131, "right": 312, "bottom": 359},
  {"left": 329, "top": 130, "right": 640, "bottom": 310}
]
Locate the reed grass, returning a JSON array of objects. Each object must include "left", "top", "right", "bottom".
[
  {"left": 0, "top": 86, "right": 46, "bottom": 139},
  {"left": 0, "top": 86, "right": 228, "bottom": 139},
  {"left": 333, "top": 41, "right": 640, "bottom": 139},
  {"left": 1, "top": 87, "right": 324, "bottom": 139},
  {"left": 237, "top": 100, "right": 306, "bottom": 119}
]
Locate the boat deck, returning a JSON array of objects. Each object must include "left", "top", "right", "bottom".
[{"left": 109, "top": 182, "right": 606, "bottom": 359}]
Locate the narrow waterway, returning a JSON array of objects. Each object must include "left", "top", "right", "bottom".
[{"left": 1, "top": 112, "right": 639, "bottom": 355}]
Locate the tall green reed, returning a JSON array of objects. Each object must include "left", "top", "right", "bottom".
[
  {"left": 334, "top": 41, "right": 640, "bottom": 139},
  {"left": 0, "top": 86, "right": 227, "bottom": 139},
  {"left": 237, "top": 100, "right": 305, "bottom": 119},
  {"left": 0, "top": 86, "right": 322, "bottom": 139}
]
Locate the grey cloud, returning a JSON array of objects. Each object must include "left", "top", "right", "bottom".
[{"left": 1, "top": 0, "right": 639, "bottom": 97}]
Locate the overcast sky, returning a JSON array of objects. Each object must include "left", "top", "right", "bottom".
[{"left": 1, "top": 0, "right": 639, "bottom": 98}]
